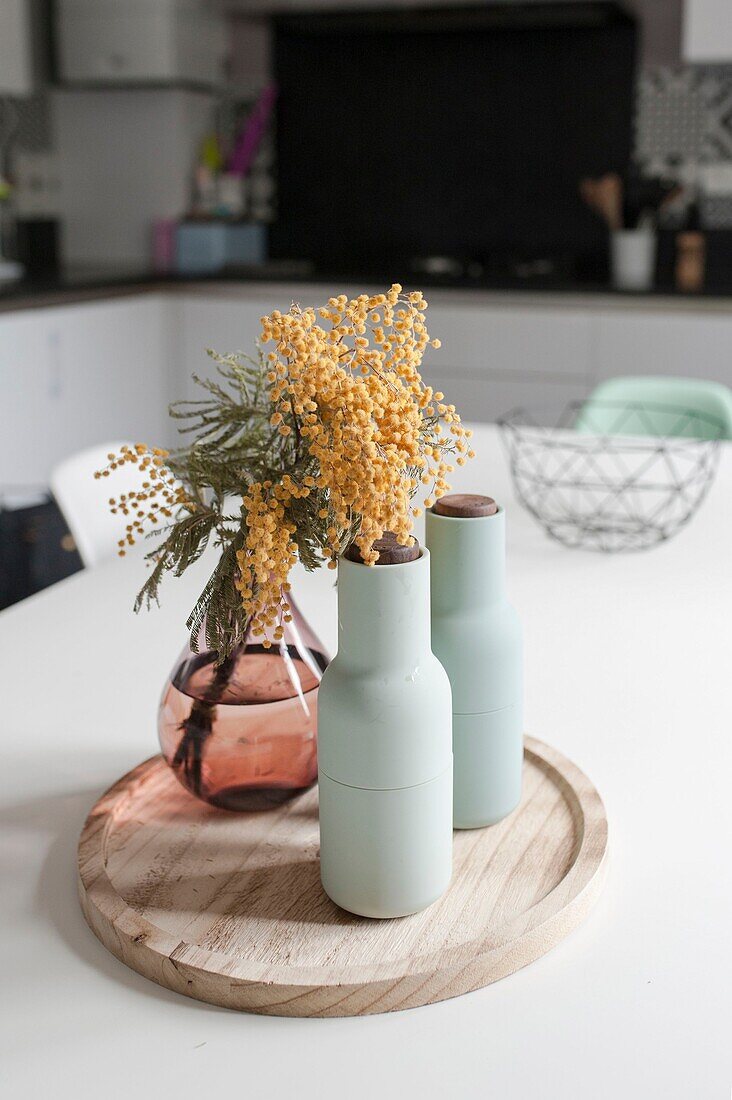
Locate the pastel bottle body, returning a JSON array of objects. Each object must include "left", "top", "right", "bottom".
[
  {"left": 317, "top": 548, "right": 453, "bottom": 918},
  {"left": 426, "top": 502, "right": 523, "bottom": 829}
]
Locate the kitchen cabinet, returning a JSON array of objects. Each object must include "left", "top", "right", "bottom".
[
  {"left": 0, "top": 308, "right": 56, "bottom": 490},
  {"left": 418, "top": 368, "right": 589, "bottom": 425},
  {"left": 0, "top": 0, "right": 33, "bottom": 95},
  {"left": 171, "top": 293, "right": 272, "bottom": 403},
  {"left": 425, "top": 300, "right": 593, "bottom": 421},
  {"left": 683, "top": 0, "right": 732, "bottom": 62},
  {"left": 5, "top": 286, "right": 732, "bottom": 500},
  {"left": 55, "top": 0, "right": 225, "bottom": 86},
  {"left": 172, "top": 288, "right": 732, "bottom": 423},
  {"left": 172, "top": 292, "right": 594, "bottom": 422},
  {"left": 0, "top": 295, "right": 172, "bottom": 490},
  {"left": 591, "top": 309, "right": 732, "bottom": 385}
]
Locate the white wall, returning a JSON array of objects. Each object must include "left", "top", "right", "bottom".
[
  {"left": 683, "top": 0, "right": 732, "bottom": 62},
  {"left": 51, "top": 89, "right": 214, "bottom": 264},
  {"left": 0, "top": 0, "right": 33, "bottom": 95}
]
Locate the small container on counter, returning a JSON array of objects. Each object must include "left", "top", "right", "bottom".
[
  {"left": 675, "top": 202, "right": 706, "bottom": 293},
  {"left": 426, "top": 494, "right": 523, "bottom": 829},
  {"left": 174, "top": 220, "right": 267, "bottom": 275}
]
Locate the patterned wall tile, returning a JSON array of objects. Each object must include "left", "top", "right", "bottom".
[
  {"left": 636, "top": 64, "right": 732, "bottom": 169},
  {"left": 636, "top": 65, "right": 732, "bottom": 228},
  {"left": 635, "top": 68, "right": 706, "bottom": 165},
  {"left": 697, "top": 67, "right": 732, "bottom": 161}
]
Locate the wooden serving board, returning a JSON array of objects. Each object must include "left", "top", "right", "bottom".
[{"left": 78, "top": 737, "right": 607, "bottom": 1016}]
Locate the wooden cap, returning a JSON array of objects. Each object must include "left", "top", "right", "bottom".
[
  {"left": 432, "top": 494, "right": 498, "bottom": 518},
  {"left": 344, "top": 531, "right": 420, "bottom": 565}
]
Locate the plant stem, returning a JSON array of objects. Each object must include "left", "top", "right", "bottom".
[{"left": 172, "top": 649, "right": 238, "bottom": 798}]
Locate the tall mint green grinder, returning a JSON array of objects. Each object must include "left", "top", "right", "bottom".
[{"left": 426, "top": 494, "right": 523, "bottom": 828}]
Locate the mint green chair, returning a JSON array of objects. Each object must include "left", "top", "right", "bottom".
[{"left": 577, "top": 376, "right": 732, "bottom": 440}]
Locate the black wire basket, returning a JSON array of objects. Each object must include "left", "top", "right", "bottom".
[{"left": 498, "top": 401, "right": 724, "bottom": 551}]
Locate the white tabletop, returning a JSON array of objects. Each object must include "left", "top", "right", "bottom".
[{"left": 1, "top": 425, "right": 730, "bottom": 1100}]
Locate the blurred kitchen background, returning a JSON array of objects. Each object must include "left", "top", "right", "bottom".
[{"left": 2, "top": 0, "right": 731, "bottom": 605}]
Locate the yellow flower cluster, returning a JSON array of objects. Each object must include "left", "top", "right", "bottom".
[
  {"left": 236, "top": 284, "right": 473, "bottom": 636},
  {"left": 94, "top": 444, "right": 190, "bottom": 555},
  {"left": 235, "top": 482, "right": 298, "bottom": 647}
]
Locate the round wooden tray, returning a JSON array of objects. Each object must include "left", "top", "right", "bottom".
[{"left": 78, "top": 737, "right": 607, "bottom": 1016}]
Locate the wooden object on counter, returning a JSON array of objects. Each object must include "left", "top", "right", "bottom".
[
  {"left": 343, "top": 531, "right": 420, "bottom": 565},
  {"left": 433, "top": 493, "right": 498, "bottom": 518},
  {"left": 77, "top": 737, "right": 608, "bottom": 1017},
  {"left": 579, "top": 173, "right": 623, "bottom": 231},
  {"left": 676, "top": 231, "right": 706, "bottom": 293}
]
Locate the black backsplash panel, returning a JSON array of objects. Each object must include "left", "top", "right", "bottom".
[{"left": 272, "top": 2, "right": 637, "bottom": 278}]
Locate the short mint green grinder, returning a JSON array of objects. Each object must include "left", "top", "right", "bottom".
[{"left": 426, "top": 494, "right": 523, "bottom": 828}]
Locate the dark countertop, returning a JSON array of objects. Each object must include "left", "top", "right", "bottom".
[
  {"left": 3, "top": 261, "right": 732, "bottom": 314},
  {"left": 0, "top": 264, "right": 169, "bottom": 312}
]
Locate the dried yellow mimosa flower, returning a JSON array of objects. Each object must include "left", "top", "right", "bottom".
[
  {"left": 97, "top": 288, "right": 472, "bottom": 655},
  {"left": 94, "top": 445, "right": 192, "bottom": 555},
  {"left": 234, "top": 285, "right": 468, "bottom": 634}
]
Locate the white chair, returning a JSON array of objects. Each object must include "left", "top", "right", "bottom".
[{"left": 51, "top": 442, "right": 154, "bottom": 567}]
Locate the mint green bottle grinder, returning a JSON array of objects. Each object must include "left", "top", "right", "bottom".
[{"left": 426, "top": 494, "right": 523, "bottom": 828}]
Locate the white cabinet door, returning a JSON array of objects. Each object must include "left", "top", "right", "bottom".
[
  {"left": 56, "top": 0, "right": 223, "bottom": 85},
  {"left": 171, "top": 292, "right": 276, "bottom": 403},
  {"left": 0, "top": 309, "right": 53, "bottom": 490},
  {"left": 1, "top": 295, "right": 172, "bottom": 490},
  {"left": 592, "top": 310, "right": 732, "bottom": 386},
  {"left": 44, "top": 295, "right": 173, "bottom": 459},
  {"left": 683, "top": 0, "right": 732, "bottom": 62},
  {"left": 425, "top": 301, "right": 593, "bottom": 421},
  {"left": 426, "top": 302, "right": 592, "bottom": 382},
  {"left": 419, "top": 366, "right": 589, "bottom": 425}
]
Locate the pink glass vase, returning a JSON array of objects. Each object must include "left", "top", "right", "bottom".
[{"left": 158, "top": 596, "right": 328, "bottom": 811}]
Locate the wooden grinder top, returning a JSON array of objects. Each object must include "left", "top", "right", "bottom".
[
  {"left": 344, "top": 531, "right": 420, "bottom": 565},
  {"left": 432, "top": 493, "right": 498, "bottom": 518}
]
